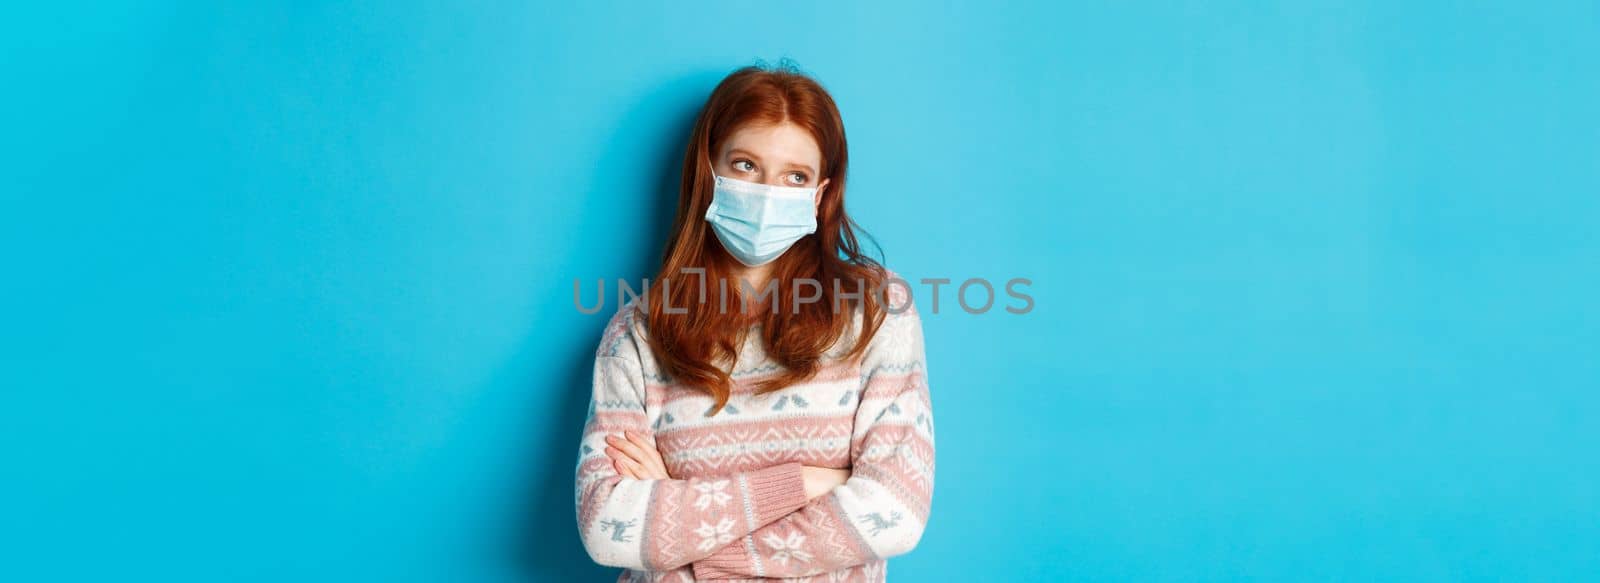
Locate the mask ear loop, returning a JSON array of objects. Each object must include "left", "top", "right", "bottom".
[{"left": 704, "top": 160, "right": 724, "bottom": 224}]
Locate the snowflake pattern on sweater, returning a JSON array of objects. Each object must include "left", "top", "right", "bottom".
[{"left": 574, "top": 273, "right": 935, "bottom": 582}]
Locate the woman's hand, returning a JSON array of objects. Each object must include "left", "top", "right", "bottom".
[
  {"left": 603, "top": 430, "right": 670, "bottom": 480},
  {"left": 604, "top": 429, "right": 852, "bottom": 497},
  {"left": 801, "top": 466, "right": 851, "bottom": 499}
]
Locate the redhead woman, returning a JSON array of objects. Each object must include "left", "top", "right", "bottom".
[{"left": 574, "top": 63, "right": 935, "bottom": 582}]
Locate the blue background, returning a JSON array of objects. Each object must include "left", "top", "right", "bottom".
[{"left": 4, "top": 2, "right": 1597, "bottom": 581}]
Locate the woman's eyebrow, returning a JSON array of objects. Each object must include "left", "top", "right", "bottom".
[
  {"left": 728, "top": 149, "right": 816, "bottom": 175},
  {"left": 726, "top": 148, "right": 762, "bottom": 162}
]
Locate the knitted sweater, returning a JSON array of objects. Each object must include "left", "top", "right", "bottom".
[{"left": 573, "top": 277, "right": 936, "bottom": 582}]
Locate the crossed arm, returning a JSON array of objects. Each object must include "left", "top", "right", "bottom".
[
  {"left": 602, "top": 370, "right": 933, "bottom": 578},
  {"left": 576, "top": 298, "right": 935, "bottom": 578}
]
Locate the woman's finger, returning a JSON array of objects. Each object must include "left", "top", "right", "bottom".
[
  {"left": 624, "top": 429, "right": 655, "bottom": 449},
  {"left": 613, "top": 458, "right": 638, "bottom": 479},
  {"left": 613, "top": 454, "right": 640, "bottom": 478},
  {"left": 606, "top": 433, "right": 649, "bottom": 464},
  {"left": 604, "top": 438, "right": 644, "bottom": 465},
  {"left": 605, "top": 432, "right": 669, "bottom": 480},
  {"left": 604, "top": 445, "right": 642, "bottom": 467},
  {"left": 624, "top": 431, "right": 668, "bottom": 475},
  {"left": 617, "top": 454, "right": 649, "bottom": 479}
]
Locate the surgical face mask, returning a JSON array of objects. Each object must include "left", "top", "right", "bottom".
[{"left": 703, "top": 163, "right": 819, "bottom": 267}]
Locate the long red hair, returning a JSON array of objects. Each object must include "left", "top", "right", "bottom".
[{"left": 640, "top": 64, "right": 888, "bottom": 415}]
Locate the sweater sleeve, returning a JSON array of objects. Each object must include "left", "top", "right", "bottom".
[
  {"left": 575, "top": 309, "right": 811, "bottom": 572},
  {"left": 692, "top": 293, "right": 937, "bottom": 579}
]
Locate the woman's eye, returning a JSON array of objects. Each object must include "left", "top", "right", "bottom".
[
  {"left": 733, "top": 160, "right": 754, "bottom": 172},
  {"left": 787, "top": 173, "right": 807, "bottom": 185}
]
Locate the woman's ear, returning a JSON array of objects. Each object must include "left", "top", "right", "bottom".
[{"left": 813, "top": 178, "right": 830, "bottom": 210}]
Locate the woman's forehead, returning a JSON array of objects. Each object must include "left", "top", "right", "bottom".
[{"left": 720, "top": 122, "right": 822, "bottom": 168}]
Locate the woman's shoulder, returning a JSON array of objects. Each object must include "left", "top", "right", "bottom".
[
  {"left": 875, "top": 266, "right": 917, "bottom": 320},
  {"left": 848, "top": 274, "right": 926, "bottom": 380},
  {"left": 595, "top": 296, "right": 650, "bottom": 360},
  {"left": 826, "top": 264, "right": 923, "bottom": 360}
]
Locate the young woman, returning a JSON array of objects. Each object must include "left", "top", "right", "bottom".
[{"left": 574, "top": 63, "right": 935, "bottom": 582}]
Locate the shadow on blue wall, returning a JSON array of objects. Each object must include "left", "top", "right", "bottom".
[{"left": 503, "top": 83, "right": 696, "bottom": 581}]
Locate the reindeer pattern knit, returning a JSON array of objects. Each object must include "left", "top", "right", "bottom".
[{"left": 574, "top": 275, "right": 936, "bottom": 582}]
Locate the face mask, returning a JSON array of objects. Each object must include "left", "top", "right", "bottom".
[{"left": 703, "top": 163, "right": 819, "bottom": 266}]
